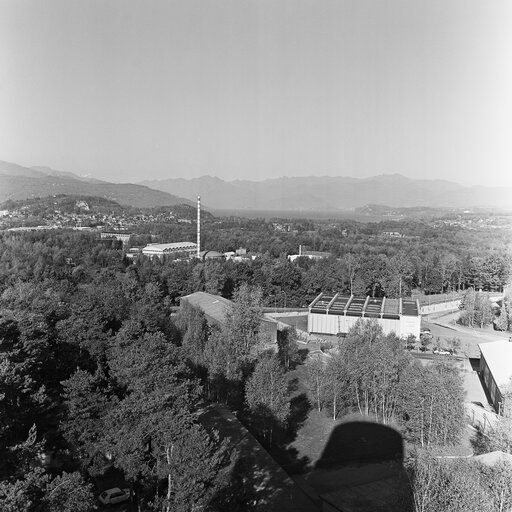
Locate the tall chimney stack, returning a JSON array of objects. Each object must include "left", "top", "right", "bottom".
[{"left": 197, "top": 195, "right": 201, "bottom": 258}]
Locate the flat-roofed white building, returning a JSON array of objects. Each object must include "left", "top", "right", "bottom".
[
  {"left": 142, "top": 241, "right": 197, "bottom": 259},
  {"left": 308, "top": 293, "right": 420, "bottom": 339},
  {"left": 479, "top": 340, "right": 512, "bottom": 414}
]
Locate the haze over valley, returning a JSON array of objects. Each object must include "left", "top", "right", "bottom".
[{"left": 2, "top": 159, "right": 511, "bottom": 213}]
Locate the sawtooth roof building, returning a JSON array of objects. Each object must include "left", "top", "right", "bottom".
[
  {"left": 308, "top": 293, "right": 420, "bottom": 339},
  {"left": 479, "top": 340, "right": 512, "bottom": 414}
]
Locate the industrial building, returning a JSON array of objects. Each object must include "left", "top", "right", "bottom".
[
  {"left": 142, "top": 241, "right": 197, "bottom": 259},
  {"left": 180, "top": 291, "right": 278, "bottom": 344},
  {"left": 479, "top": 340, "right": 512, "bottom": 414},
  {"left": 288, "top": 245, "right": 332, "bottom": 262},
  {"left": 198, "top": 250, "right": 225, "bottom": 260},
  {"left": 308, "top": 293, "right": 420, "bottom": 339}
]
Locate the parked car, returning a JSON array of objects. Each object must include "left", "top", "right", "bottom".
[
  {"left": 433, "top": 348, "right": 451, "bottom": 355},
  {"left": 99, "top": 487, "right": 130, "bottom": 505},
  {"left": 420, "top": 328, "right": 432, "bottom": 338}
]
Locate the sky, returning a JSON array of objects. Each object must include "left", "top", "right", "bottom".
[{"left": 1, "top": 0, "right": 512, "bottom": 186}]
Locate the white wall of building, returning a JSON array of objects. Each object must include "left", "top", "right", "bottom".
[{"left": 308, "top": 312, "right": 419, "bottom": 339}]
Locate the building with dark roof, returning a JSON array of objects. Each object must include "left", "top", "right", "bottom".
[
  {"left": 180, "top": 291, "right": 278, "bottom": 343},
  {"left": 308, "top": 293, "right": 420, "bottom": 338},
  {"left": 198, "top": 250, "right": 225, "bottom": 260}
]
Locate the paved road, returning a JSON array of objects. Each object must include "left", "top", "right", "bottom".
[{"left": 421, "top": 311, "right": 507, "bottom": 358}]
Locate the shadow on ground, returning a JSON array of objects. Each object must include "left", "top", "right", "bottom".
[
  {"left": 306, "top": 419, "right": 411, "bottom": 511},
  {"left": 315, "top": 421, "right": 403, "bottom": 468}
]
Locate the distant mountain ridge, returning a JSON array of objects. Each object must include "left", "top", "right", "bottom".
[
  {"left": 2, "top": 159, "right": 509, "bottom": 211},
  {"left": 0, "top": 160, "right": 193, "bottom": 208},
  {"left": 141, "top": 174, "right": 512, "bottom": 211}
]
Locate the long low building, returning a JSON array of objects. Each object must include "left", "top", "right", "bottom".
[
  {"left": 142, "top": 241, "right": 197, "bottom": 259},
  {"left": 180, "top": 291, "right": 278, "bottom": 344},
  {"left": 308, "top": 293, "right": 420, "bottom": 339}
]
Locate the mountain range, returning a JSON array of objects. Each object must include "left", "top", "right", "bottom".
[
  {"left": 1, "top": 159, "right": 510, "bottom": 211},
  {"left": 141, "top": 174, "right": 512, "bottom": 211},
  {"left": 0, "top": 160, "right": 192, "bottom": 208}
]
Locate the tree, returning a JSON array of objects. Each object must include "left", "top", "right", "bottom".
[
  {"left": 495, "top": 296, "right": 512, "bottom": 332},
  {"left": 477, "top": 459, "right": 512, "bottom": 512},
  {"left": 437, "top": 253, "right": 457, "bottom": 294},
  {"left": 420, "top": 332, "right": 432, "bottom": 352},
  {"left": 459, "top": 288, "right": 476, "bottom": 326},
  {"left": 324, "top": 354, "right": 344, "bottom": 420},
  {"left": 446, "top": 337, "right": 461, "bottom": 355},
  {"left": 103, "top": 392, "right": 229, "bottom": 512},
  {"left": 103, "top": 329, "right": 229, "bottom": 511},
  {"left": 343, "top": 253, "right": 360, "bottom": 295},
  {"left": 277, "top": 327, "right": 300, "bottom": 371},
  {"left": 305, "top": 354, "right": 327, "bottom": 413},
  {"left": 383, "top": 251, "right": 413, "bottom": 297},
  {"left": 0, "top": 313, "right": 49, "bottom": 461},
  {"left": 42, "top": 471, "right": 97, "bottom": 512},
  {"left": 0, "top": 468, "right": 97, "bottom": 512},
  {"left": 245, "top": 354, "right": 290, "bottom": 445},
  {"left": 176, "top": 301, "right": 209, "bottom": 375},
  {"left": 459, "top": 289, "right": 493, "bottom": 328},
  {"left": 406, "top": 452, "right": 492, "bottom": 512},
  {"left": 61, "top": 369, "right": 114, "bottom": 467},
  {"left": 203, "top": 283, "right": 267, "bottom": 405},
  {"left": 474, "top": 292, "right": 494, "bottom": 328},
  {"left": 338, "top": 320, "right": 410, "bottom": 424},
  {"left": 398, "top": 360, "right": 465, "bottom": 447},
  {"left": 225, "top": 283, "right": 266, "bottom": 367}
]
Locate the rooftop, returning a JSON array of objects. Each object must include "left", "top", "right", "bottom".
[
  {"left": 181, "top": 291, "right": 278, "bottom": 329},
  {"left": 479, "top": 340, "right": 512, "bottom": 393},
  {"left": 143, "top": 241, "right": 197, "bottom": 252},
  {"left": 309, "top": 293, "right": 419, "bottom": 318},
  {"left": 181, "top": 291, "right": 233, "bottom": 325}
]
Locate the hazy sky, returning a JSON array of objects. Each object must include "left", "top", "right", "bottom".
[{"left": 1, "top": 0, "right": 512, "bottom": 186}]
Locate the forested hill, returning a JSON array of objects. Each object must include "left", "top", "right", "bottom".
[
  {"left": 0, "top": 195, "right": 210, "bottom": 222},
  {"left": 0, "top": 159, "right": 192, "bottom": 208}
]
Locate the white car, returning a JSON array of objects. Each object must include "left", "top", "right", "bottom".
[
  {"left": 433, "top": 349, "right": 451, "bottom": 355},
  {"left": 99, "top": 487, "right": 130, "bottom": 505}
]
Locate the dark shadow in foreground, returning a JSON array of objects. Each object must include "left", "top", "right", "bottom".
[
  {"left": 315, "top": 420, "right": 404, "bottom": 469},
  {"left": 307, "top": 420, "right": 412, "bottom": 512}
]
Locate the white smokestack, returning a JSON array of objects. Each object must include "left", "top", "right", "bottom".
[{"left": 197, "top": 195, "right": 201, "bottom": 258}]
